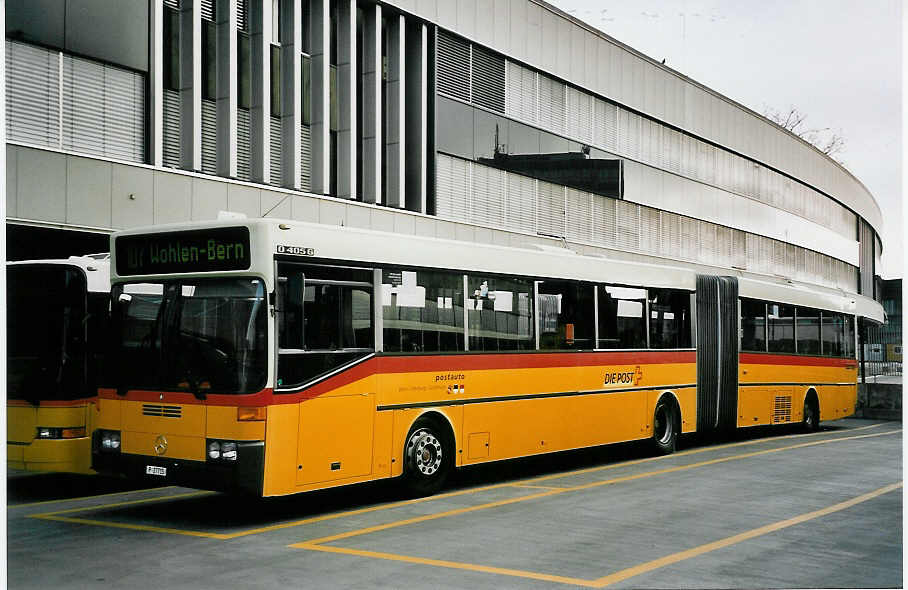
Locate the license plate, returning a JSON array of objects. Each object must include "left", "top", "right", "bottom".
[{"left": 145, "top": 465, "right": 167, "bottom": 477}]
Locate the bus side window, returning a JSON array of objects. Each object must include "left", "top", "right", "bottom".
[{"left": 276, "top": 263, "right": 374, "bottom": 390}]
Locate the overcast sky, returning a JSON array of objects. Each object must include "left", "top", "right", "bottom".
[{"left": 547, "top": 0, "right": 903, "bottom": 279}]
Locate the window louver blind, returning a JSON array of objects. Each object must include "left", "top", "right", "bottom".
[
  {"left": 536, "top": 181, "right": 565, "bottom": 238},
  {"left": 201, "top": 99, "right": 218, "bottom": 174},
  {"left": 659, "top": 211, "right": 681, "bottom": 259},
  {"left": 594, "top": 98, "right": 617, "bottom": 152},
  {"left": 237, "top": 0, "right": 248, "bottom": 31},
  {"left": 62, "top": 54, "right": 145, "bottom": 163},
  {"left": 300, "top": 123, "right": 312, "bottom": 191},
  {"left": 615, "top": 200, "right": 639, "bottom": 251},
  {"left": 506, "top": 173, "right": 536, "bottom": 234},
  {"left": 270, "top": 117, "right": 282, "bottom": 186},
  {"left": 471, "top": 46, "right": 505, "bottom": 114},
  {"left": 201, "top": 0, "right": 215, "bottom": 21},
  {"left": 435, "top": 154, "right": 471, "bottom": 222},
  {"left": 436, "top": 31, "right": 470, "bottom": 103},
  {"left": 537, "top": 75, "right": 564, "bottom": 136},
  {"left": 565, "top": 188, "right": 591, "bottom": 242},
  {"left": 237, "top": 108, "right": 251, "bottom": 180},
  {"left": 592, "top": 194, "right": 616, "bottom": 248},
  {"left": 566, "top": 87, "right": 592, "bottom": 145},
  {"left": 506, "top": 62, "right": 536, "bottom": 125},
  {"left": 163, "top": 0, "right": 180, "bottom": 8},
  {"left": 162, "top": 88, "right": 181, "bottom": 167},
  {"left": 6, "top": 41, "right": 60, "bottom": 148},
  {"left": 472, "top": 164, "right": 506, "bottom": 226}
]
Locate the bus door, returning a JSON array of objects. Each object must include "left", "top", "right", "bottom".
[
  {"left": 695, "top": 275, "right": 738, "bottom": 432},
  {"left": 275, "top": 262, "right": 376, "bottom": 486}
]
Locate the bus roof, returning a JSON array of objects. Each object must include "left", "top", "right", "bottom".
[
  {"left": 8, "top": 254, "right": 110, "bottom": 294},
  {"left": 110, "top": 218, "right": 884, "bottom": 322}
]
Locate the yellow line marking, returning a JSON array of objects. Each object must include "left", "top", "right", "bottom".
[
  {"left": 589, "top": 481, "right": 903, "bottom": 588},
  {"left": 31, "top": 490, "right": 215, "bottom": 517},
  {"left": 8, "top": 486, "right": 178, "bottom": 509},
  {"left": 34, "top": 515, "right": 233, "bottom": 539},
  {"left": 291, "top": 429, "right": 900, "bottom": 564},
  {"left": 297, "top": 543, "right": 595, "bottom": 587},
  {"left": 294, "top": 481, "right": 902, "bottom": 588},
  {"left": 509, "top": 484, "right": 569, "bottom": 490},
  {"left": 524, "top": 422, "right": 886, "bottom": 486}
]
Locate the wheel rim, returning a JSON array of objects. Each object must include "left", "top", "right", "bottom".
[
  {"left": 804, "top": 402, "right": 815, "bottom": 428},
  {"left": 655, "top": 405, "right": 673, "bottom": 444},
  {"left": 407, "top": 429, "right": 443, "bottom": 476}
]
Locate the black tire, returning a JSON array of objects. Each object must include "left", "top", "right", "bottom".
[
  {"left": 652, "top": 397, "right": 678, "bottom": 455},
  {"left": 402, "top": 416, "right": 453, "bottom": 497},
  {"left": 803, "top": 396, "right": 820, "bottom": 432}
]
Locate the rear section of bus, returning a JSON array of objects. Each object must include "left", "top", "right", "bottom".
[{"left": 7, "top": 262, "right": 108, "bottom": 474}]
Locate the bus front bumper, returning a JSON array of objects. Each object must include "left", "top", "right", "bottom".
[{"left": 92, "top": 440, "right": 265, "bottom": 496}]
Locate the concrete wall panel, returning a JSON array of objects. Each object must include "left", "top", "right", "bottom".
[
  {"left": 540, "top": 9, "right": 558, "bottom": 73},
  {"left": 291, "top": 195, "right": 319, "bottom": 222},
  {"left": 191, "top": 177, "right": 228, "bottom": 221},
  {"left": 456, "top": 0, "right": 476, "bottom": 39},
  {"left": 225, "top": 184, "right": 261, "bottom": 219},
  {"left": 524, "top": 1, "right": 541, "bottom": 66},
  {"left": 260, "top": 191, "right": 292, "bottom": 218},
  {"left": 153, "top": 172, "right": 191, "bottom": 224},
  {"left": 18, "top": 148, "right": 66, "bottom": 223},
  {"left": 508, "top": 0, "right": 527, "bottom": 59},
  {"left": 370, "top": 207, "right": 396, "bottom": 233},
  {"left": 493, "top": 0, "right": 509, "bottom": 52},
  {"left": 473, "top": 0, "right": 493, "bottom": 46},
  {"left": 111, "top": 164, "right": 154, "bottom": 229},
  {"left": 7, "top": 146, "right": 17, "bottom": 218}
]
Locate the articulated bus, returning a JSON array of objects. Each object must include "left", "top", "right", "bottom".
[
  {"left": 8, "top": 255, "right": 110, "bottom": 474},
  {"left": 92, "top": 219, "right": 884, "bottom": 496}
]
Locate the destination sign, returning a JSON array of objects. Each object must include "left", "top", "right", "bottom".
[{"left": 115, "top": 227, "right": 251, "bottom": 275}]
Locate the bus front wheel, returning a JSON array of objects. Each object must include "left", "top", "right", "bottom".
[
  {"left": 402, "top": 416, "right": 453, "bottom": 496},
  {"left": 803, "top": 396, "right": 820, "bottom": 432},
  {"left": 652, "top": 397, "right": 678, "bottom": 455}
]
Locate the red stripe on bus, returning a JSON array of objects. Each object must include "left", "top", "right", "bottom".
[
  {"left": 98, "top": 350, "right": 696, "bottom": 407},
  {"left": 739, "top": 353, "right": 857, "bottom": 368}
]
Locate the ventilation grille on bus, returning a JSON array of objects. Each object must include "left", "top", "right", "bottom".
[
  {"left": 143, "top": 404, "right": 182, "bottom": 419},
  {"left": 773, "top": 396, "right": 792, "bottom": 424}
]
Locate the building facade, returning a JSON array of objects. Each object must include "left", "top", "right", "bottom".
[{"left": 4, "top": 0, "right": 885, "bottom": 306}]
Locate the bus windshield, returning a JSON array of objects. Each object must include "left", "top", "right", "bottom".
[
  {"left": 8, "top": 266, "right": 89, "bottom": 402},
  {"left": 112, "top": 277, "right": 267, "bottom": 396}
]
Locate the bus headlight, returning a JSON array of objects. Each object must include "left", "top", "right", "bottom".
[
  {"left": 206, "top": 439, "right": 238, "bottom": 462},
  {"left": 208, "top": 440, "right": 221, "bottom": 460},
  {"left": 98, "top": 430, "right": 121, "bottom": 452},
  {"left": 36, "top": 427, "right": 87, "bottom": 440}
]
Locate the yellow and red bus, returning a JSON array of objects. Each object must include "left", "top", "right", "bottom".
[
  {"left": 8, "top": 255, "right": 110, "bottom": 474},
  {"left": 91, "top": 219, "right": 883, "bottom": 496}
]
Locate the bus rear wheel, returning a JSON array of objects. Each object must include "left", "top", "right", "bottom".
[
  {"left": 652, "top": 397, "right": 678, "bottom": 455},
  {"left": 402, "top": 417, "right": 452, "bottom": 497}
]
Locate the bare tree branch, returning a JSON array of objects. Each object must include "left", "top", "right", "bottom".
[{"left": 763, "top": 105, "right": 847, "bottom": 163}]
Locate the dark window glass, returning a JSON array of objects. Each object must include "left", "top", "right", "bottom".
[
  {"left": 270, "top": 44, "right": 281, "bottom": 116},
  {"left": 767, "top": 303, "right": 795, "bottom": 354},
  {"left": 473, "top": 108, "right": 509, "bottom": 161},
  {"left": 538, "top": 280, "right": 594, "bottom": 350},
  {"left": 508, "top": 119, "right": 541, "bottom": 155},
  {"left": 796, "top": 307, "right": 821, "bottom": 355},
  {"left": 202, "top": 20, "right": 216, "bottom": 100},
  {"left": 300, "top": 0, "right": 311, "bottom": 54},
  {"left": 648, "top": 289, "right": 691, "bottom": 349},
  {"left": 238, "top": 32, "right": 251, "bottom": 109},
  {"left": 302, "top": 55, "right": 311, "bottom": 125},
  {"left": 382, "top": 269, "right": 465, "bottom": 353},
  {"left": 467, "top": 275, "right": 534, "bottom": 351},
  {"left": 740, "top": 298, "right": 767, "bottom": 352},
  {"left": 435, "top": 95, "right": 473, "bottom": 159},
  {"left": 163, "top": 8, "right": 180, "bottom": 90},
  {"left": 597, "top": 285, "right": 647, "bottom": 349},
  {"left": 112, "top": 279, "right": 268, "bottom": 395},
  {"left": 7, "top": 266, "right": 88, "bottom": 400},
  {"left": 329, "top": 64, "right": 338, "bottom": 131},
  {"left": 821, "top": 312, "right": 845, "bottom": 357},
  {"left": 539, "top": 130, "right": 569, "bottom": 154},
  {"left": 277, "top": 263, "right": 373, "bottom": 389},
  {"left": 843, "top": 315, "right": 855, "bottom": 358}
]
